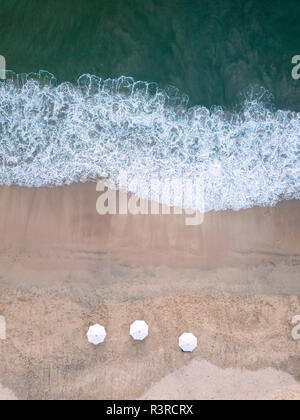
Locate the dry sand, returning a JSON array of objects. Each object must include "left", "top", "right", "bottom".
[{"left": 0, "top": 183, "right": 299, "bottom": 400}]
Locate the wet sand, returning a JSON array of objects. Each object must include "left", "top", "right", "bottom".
[{"left": 0, "top": 183, "right": 299, "bottom": 400}]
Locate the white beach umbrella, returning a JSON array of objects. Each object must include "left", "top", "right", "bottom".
[
  {"left": 179, "top": 333, "right": 197, "bottom": 352},
  {"left": 130, "top": 320, "right": 149, "bottom": 341},
  {"left": 87, "top": 324, "right": 107, "bottom": 345}
]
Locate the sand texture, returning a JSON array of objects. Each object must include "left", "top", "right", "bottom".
[{"left": 0, "top": 184, "right": 299, "bottom": 400}]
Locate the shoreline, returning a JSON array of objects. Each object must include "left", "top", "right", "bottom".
[
  {"left": 0, "top": 183, "right": 299, "bottom": 399},
  {"left": 0, "top": 183, "right": 299, "bottom": 267}
]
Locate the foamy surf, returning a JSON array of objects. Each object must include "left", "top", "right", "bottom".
[{"left": 0, "top": 71, "right": 299, "bottom": 212}]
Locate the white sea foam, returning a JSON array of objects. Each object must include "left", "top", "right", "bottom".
[{"left": 0, "top": 71, "right": 299, "bottom": 212}]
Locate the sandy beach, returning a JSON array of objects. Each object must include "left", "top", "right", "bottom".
[{"left": 0, "top": 183, "right": 299, "bottom": 400}]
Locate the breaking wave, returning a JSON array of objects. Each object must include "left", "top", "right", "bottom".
[{"left": 0, "top": 71, "right": 299, "bottom": 211}]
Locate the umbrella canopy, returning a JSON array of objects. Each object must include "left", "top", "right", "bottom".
[
  {"left": 130, "top": 320, "right": 149, "bottom": 341},
  {"left": 87, "top": 324, "right": 107, "bottom": 345},
  {"left": 179, "top": 333, "right": 197, "bottom": 352}
]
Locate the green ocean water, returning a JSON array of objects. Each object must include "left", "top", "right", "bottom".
[{"left": 0, "top": 0, "right": 299, "bottom": 110}]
